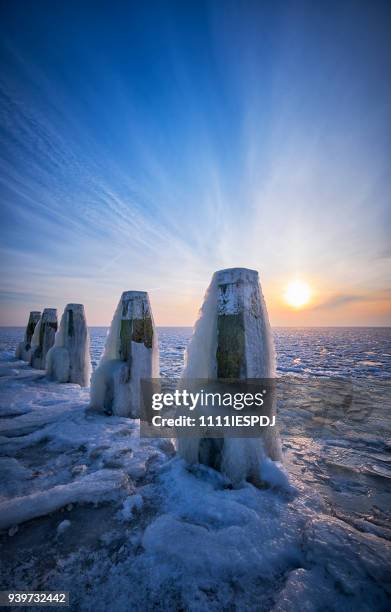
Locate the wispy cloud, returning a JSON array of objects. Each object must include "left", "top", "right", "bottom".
[
  {"left": 314, "top": 294, "right": 366, "bottom": 310},
  {"left": 0, "top": 1, "right": 390, "bottom": 325}
]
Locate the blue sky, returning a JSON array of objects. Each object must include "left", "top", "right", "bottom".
[{"left": 0, "top": 0, "right": 390, "bottom": 325}]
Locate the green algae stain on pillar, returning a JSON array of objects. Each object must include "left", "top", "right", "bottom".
[
  {"left": 119, "top": 319, "right": 133, "bottom": 363},
  {"left": 132, "top": 317, "right": 153, "bottom": 348},
  {"left": 67, "top": 308, "right": 74, "bottom": 337},
  {"left": 216, "top": 313, "right": 245, "bottom": 378}
]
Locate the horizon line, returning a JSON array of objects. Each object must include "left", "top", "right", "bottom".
[{"left": 2, "top": 324, "right": 390, "bottom": 329}]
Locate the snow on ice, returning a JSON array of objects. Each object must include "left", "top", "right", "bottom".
[{"left": 0, "top": 348, "right": 390, "bottom": 610}]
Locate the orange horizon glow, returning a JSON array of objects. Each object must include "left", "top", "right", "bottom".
[{"left": 1, "top": 282, "right": 390, "bottom": 328}]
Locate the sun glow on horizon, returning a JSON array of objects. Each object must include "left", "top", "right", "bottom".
[{"left": 284, "top": 280, "right": 312, "bottom": 309}]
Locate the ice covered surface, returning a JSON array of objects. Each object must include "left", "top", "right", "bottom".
[
  {"left": 46, "top": 304, "right": 91, "bottom": 387},
  {"left": 0, "top": 469, "right": 128, "bottom": 530},
  {"left": 3, "top": 326, "right": 391, "bottom": 379},
  {"left": 0, "top": 329, "right": 390, "bottom": 610},
  {"left": 273, "top": 326, "right": 391, "bottom": 379}
]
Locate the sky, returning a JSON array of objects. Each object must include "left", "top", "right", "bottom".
[{"left": 0, "top": 0, "right": 390, "bottom": 326}]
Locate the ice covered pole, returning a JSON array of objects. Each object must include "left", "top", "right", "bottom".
[
  {"left": 30, "top": 308, "right": 58, "bottom": 370},
  {"left": 46, "top": 304, "right": 92, "bottom": 387},
  {"left": 15, "top": 311, "right": 41, "bottom": 361},
  {"left": 90, "top": 291, "right": 159, "bottom": 417},
  {"left": 178, "top": 267, "right": 281, "bottom": 485}
]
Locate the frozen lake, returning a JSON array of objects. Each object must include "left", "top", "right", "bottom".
[
  {"left": 0, "top": 326, "right": 390, "bottom": 610},
  {"left": 2, "top": 326, "right": 391, "bottom": 379}
]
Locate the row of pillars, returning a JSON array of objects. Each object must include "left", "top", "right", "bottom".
[
  {"left": 15, "top": 268, "right": 279, "bottom": 484},
  {"left": 16, "top": 304, "right": 91, "bottom": 387},
  {"left": 16, "top": 268, "right": 275, "bottom": 405}
]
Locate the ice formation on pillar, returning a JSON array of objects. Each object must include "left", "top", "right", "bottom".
[
  {"left": 46, "top": 304, "right": 92, "bottom": 387},
  {"left": 30, "top": 309, "right": 58, "bottom": 370},
  {"left": 90, "top": 291, "right": 159, "bottom": 418},
  {"left": 178, "top": 267, "right": 281, "bottom": 486},
  {"left": 15, "top": 311, "right": 41, "bottom": 361}
]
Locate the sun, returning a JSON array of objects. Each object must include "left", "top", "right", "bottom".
[{"left": 284, "top": 280, "right": 311, "bottom": 309}]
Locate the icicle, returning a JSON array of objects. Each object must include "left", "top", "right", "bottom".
[
  {"left": 30, "top": 308, "right": 58, "bottom": 370},
  {"left": 178, "top": 267, "right": 281, "bottom": 486},
  {"left": 15, "top": 311, "right": 41, "bottom": 361},
  {"left": 90, "top": 291, "right": 159, "bottom": 417},
  {"left": 46, "top": 304, "right": 92, "bottom": 387}
]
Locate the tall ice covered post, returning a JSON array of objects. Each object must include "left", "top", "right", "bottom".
[
  {"left": 178, "top": 267, "right": 281, "bottom": 485},
  {"left": 90, "top": 291, "right": 159, "bottom": 417},
  {"left": 15, "top": 311, "right": 41, "bottom": 361},
  {"left": 46, "top": 304, "right": 92, "bottom": 387},
  {"left": 30, "top": 308, "right": 58, "bottom": 370}
]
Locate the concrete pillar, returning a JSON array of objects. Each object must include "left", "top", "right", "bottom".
[
  {"left": 46, "top": 304, "right": 92, "bottom": 387},
  {"left": 15, "top": 311, "right": 41, "bottom": 361},
  {"left": 30, "top": 308, "right": 58, "bottom": 370},
  {"left": 90, "top": 291, "right": 159, "bottom": 417},
  {"left": 178, "top": 268, "right": 281, "bottom": 485}
]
